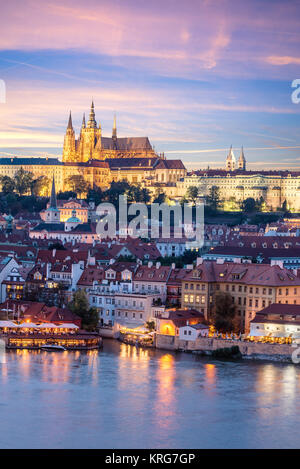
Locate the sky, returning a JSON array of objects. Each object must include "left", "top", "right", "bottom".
[{"left": 0, "top": 0, "right": 300, "bottom": 170}]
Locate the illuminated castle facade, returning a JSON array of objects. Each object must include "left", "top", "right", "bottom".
[
  {"left": 63, "top": 102, "right": 156, "bottom": 162},
  {"left": 179, "top": 146, "right": 300, "bottom": 211},
  {"left": 0, "top": 102, "right": 186, "bottom": 197}
]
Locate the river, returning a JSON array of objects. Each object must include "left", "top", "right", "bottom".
[{"left": 0, "top": 339, "right": 299, "bottom": 449}]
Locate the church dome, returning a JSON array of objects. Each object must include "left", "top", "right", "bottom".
[{"left": 66, "top": 216, "right": 81, "bottom": 223}]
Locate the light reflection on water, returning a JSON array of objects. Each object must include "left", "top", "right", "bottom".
[{"left": 1, "top": 340, "right": 300, "bottom": 449}]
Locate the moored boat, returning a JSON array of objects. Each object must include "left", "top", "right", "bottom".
[{"left": 40, "top": 344, "right": 66, "bottom": 352}]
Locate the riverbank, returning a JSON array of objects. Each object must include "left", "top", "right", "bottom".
[
  {"left": 98, "top": 326, "right": 297, "bottom": 363},
  {"left": 155, "top": 334, "right": 296, "bottom": 362}
]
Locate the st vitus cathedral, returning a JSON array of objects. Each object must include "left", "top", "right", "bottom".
[{"left": 62, "top": 102, "right": 157, "bottom": 162}]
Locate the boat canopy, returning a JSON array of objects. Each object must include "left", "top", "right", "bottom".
[
  {"left": 0, "top": 320, "right": 18, "bottom": 328},
  {"left": 37, "top": 323, "right": 58, "bottom": 329},
  {"left": 18, "top": 322, "right": 38, "bottom": 328},
  {"left": 58, "top": 323, "right": 79, "bottom": 329}
]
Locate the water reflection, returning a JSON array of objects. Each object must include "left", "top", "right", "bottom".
[
  {"left": 204, "top": 363, "right": 216, "bottom": 388},
  {"left": 1, "top": 344, "right": 300, "bottom": 448},
  {"left": 153, "top": 354, "right": 176, "bottom": 431}
]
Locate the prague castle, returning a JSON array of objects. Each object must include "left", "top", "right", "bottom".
[
  {"left": 0, "top": 105, "right": 299, "bottom": 210},
  {"left": 0, "top": 102, "right": 186, "bottom": 196},
  {"left": 63, "top": 102, "right": 156, "bottom": 162}
]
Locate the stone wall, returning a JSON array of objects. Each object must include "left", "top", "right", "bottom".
[
  {"left": 156, "top": 333, "right": 295, "bottom": 360},
  {"left": 154, "top": 334, "right": 176, "bottom": 350},
  {"left": 98, "top": 327, "right": 114, "bottom": 338}
]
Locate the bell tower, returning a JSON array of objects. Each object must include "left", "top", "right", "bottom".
[
  {"left": 238, "top": 146, "right": 246, "bottom": 171},
  {"left": 62, "top": 112, "right": 76, "bottom": 162},
  {"left": 45, "top": 175, "right": 60, "bottom": 224}
]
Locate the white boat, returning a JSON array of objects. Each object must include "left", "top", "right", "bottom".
[{"left": 40, "top": 344, "right": 66, "bottom": 352}]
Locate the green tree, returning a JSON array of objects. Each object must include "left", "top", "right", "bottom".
[
  {"left": 241, "top": 197, "right": 256, "bottom": 213},
  {"left": 206, "top": 186, "right": 221, "bottom": 211},
  {"left": 106, "top": 181, "right": 130, "bottom": 206},
  {"left": 282, "top": 200, "right": 289, "bottom": 213},
  {"left": 186, "top": 186, "right": 199, "bottom": 204},
  {"left": 153, "top": 191, "right": 166, "bottom": 204},
  {"left": 14, "top": 168, "right": 34, "bottom": 196},
  {"left": 0, "top": 176, "right": 15, "bottom": 194},
  {"left": 66, "top": 174, "right": 90, "bottom": 196},
  {"left": 68, "top": 289, "right": 99, "bottom": 331},
  {"left": 87, "top": 188, "right": 104, "bottom": 206},
  {"left": 31, "top": 175, "right": 50, "bottom": 197},
  {"left": 57, "top": 190, "right": 77, "bottom": 200},
  {"left": 212, "top": 292, "right": 240, "bottom": 333},
  {"left": 145, "top": 320, "right": 156, "bottom": 332},
  {"left": 140, "top": 188, "right": 151, "bottom": 203}
]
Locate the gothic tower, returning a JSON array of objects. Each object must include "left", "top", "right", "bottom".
[
  {"left": 226, "top": 145, "right": 236, "bottom": 171},
  {"left": 78, "top": 102, "right": 102, "bottom": 162},
  {"left": 238, "top": 146, "right": 246, "bottom": 171},
  {"left": 112, "top": 114, "right": 117, "bottom": 150},
  {"left": 62, "top": 112, "right": 76, "bottom": 162},
  {"left": 45, "top": 175, "right": 60, "bottom": 224}
]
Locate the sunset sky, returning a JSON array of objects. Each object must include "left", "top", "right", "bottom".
[{"left": 0, "top": 0, "right": 300, "bottom": 169}]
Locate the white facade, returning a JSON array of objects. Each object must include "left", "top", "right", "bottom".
[
  {"left": 179, "top": 324, "right": 209, "bottom": 341},
  {"left": 156, "top": 240, "right": 186, "bottom": 257}
]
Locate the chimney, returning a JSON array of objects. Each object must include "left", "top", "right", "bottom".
[
  {"left": 52, "top": 249, "right": 56, "bottom": 258},
  {"left": 156, "top": 262, "right": 161, "bottom": 269},
  {"left": 196, "top": 257, "right": 203, "bottom": 266},
  {"left": 171, "top": 263, "right": 176, "bottom": 269},
  {"left": 216, "top": 258, "right": 225, "bottom": 264},
  {"left": 148, "top": 261, "right": 153, "bottom": 268}
]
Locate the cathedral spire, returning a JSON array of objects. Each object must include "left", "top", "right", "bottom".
[
  {"left": 112, "top": 113, "right": 117, "bottom": 138},
  {"left": 238, "top": 146, "right": 246, "bottom": 171},
  {"left": 50, "top": 174, "right": 57, "bottom": 209},
  {"left": 81, "top": 113, "right": 86, "bottom": 129},
  {"left": 226, "top": 145, "right": 236, "bottom": 171},
  {"left": 67, "top": 111, "right": 73, "bottom": 130},
  {"left": 87, "top": 101, "right": 97, "bottom": 129}
]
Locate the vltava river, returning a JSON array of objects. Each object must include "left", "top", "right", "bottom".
[{"left": 0, "top": 339, "right": 299, "bottom": 449}]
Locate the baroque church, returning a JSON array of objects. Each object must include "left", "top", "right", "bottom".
[{"left": 63, "top": 102, "right": 157, "bottom": 162}]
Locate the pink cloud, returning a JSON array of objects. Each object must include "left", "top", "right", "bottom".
[{"left": 266, "top": 56, "right": 300, "bottom": 66}]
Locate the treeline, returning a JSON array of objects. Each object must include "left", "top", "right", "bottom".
[{"left": 0, "top": 168, "right": 49, "bottom": 197}]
